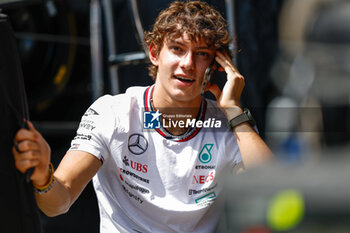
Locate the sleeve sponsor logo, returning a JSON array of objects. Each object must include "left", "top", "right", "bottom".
[
  {"left": 81, "top": 119, "right": 95, "bottom": 124},
  {"left": 74, "top": 133, "right": 92, "bottom": 141},
  {"left": 83, "top": 108, "right": 99, "bottom": 116},
  {"left": 70, "top": 143, "right": 80, "bottom": 150},
  {"left": 79, "top": 122, "right": 96, "bottom": 131},
  {"left": 99, "top": 155, "right": 104, "bottom": 164}
]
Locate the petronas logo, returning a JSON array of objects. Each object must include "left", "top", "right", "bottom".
[{"left": 198, "top": 144, "right": 214, "bottom": 164}]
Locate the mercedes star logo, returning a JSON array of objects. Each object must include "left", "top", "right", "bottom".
[{"left": 128, "top": 134, "right": 148, "bottom": 155}]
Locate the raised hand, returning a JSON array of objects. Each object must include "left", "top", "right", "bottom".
[{"left": 208, "top": 51, "right": 245, "bottom": 117}]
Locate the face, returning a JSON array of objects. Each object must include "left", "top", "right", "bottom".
[{"left": 150, "top": 33, "right": 215, "bottom": 105}]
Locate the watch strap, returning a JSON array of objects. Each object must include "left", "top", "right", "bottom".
[{"left": 228, "top": 108, "right": 255, "bottom": 130}]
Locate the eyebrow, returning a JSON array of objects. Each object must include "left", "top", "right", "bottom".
[{"left": 167, "top": 40, "right": 211, "bottom": 50}]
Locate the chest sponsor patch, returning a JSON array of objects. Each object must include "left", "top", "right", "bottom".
[
  {"left": 195, "top": 192, "right": 216, "bottom": 207},
  {"left": 188, "top": 183, "right": 218, "bottom": 195},
  {"left": 122, "top": 156, "right": 148, "bottom": 173},
  {"left": 122, "top": 185, "right": 143, "bottom": 204},
  {"left": 124, "top": 180, "right": 150, "bottom": 194},
  {"left": 192, "top": 171, "right": 215, "bottom": 184},
  {"left": 128, "top": 134, "right": 148, "bottom": 155},
  {"left": 119, "top": 167, "right": 149, "bottom": 184},
  {"left": 198, "top": 144, "right": 214, "bottom": 164}
]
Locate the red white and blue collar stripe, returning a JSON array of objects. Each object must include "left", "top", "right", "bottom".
[{"left": 143, "top": 85, "right": 207, "bottom": 142}]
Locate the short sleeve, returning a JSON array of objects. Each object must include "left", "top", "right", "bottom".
[{"left": 69, "top": 95, "right": 116, "bottom": 163}]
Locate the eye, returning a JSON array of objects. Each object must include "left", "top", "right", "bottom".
[
  {"left": 197, "top": 51, "right": 211, "bottom": 59},
  {"left": 198, "top": 51, "right": 210, "bottom": 57},
  {"left": 170, "top": 46, "right": 183, "bottom": 52}
]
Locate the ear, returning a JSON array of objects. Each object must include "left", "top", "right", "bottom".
[{"left": 149, "top": 43, "right": 159, "bottom": 66}]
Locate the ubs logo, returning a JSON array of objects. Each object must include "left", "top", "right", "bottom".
[
  {"left": 128, "top": 134, "right": 148, "bottom": 155},
  {"left": 123, "top": 156, "right": 148, "bottom": 173}
]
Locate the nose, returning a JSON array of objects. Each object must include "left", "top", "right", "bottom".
[{"left": 179, "top": 51, "right": 194, "bottom": 71}]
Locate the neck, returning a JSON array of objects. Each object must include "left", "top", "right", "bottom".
[{"left": 152, "top": 87, "right": 202, "bottom": 118}]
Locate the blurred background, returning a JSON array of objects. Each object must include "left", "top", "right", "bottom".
[{"left": 1, "top": 0, "right": 349, "bottom": 232}]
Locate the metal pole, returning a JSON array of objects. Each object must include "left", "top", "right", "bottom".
[
  {"left": 128, "top": 0, "right": 148, "bottom": 56},
  {"left": 90, "top": 0, "right": 104, "bottom": 100},
  {"left": 102, "top": 0, "right": 120, "bottom": 94},
  {"left": 225, "top": 0, "right": 238, "bottom": 66}
]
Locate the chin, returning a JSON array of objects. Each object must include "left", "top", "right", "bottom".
[{"left": 171, "top": 89, "right": 201, "bottom": 102}]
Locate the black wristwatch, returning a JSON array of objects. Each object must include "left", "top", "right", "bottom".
[{"left": 228, "top": 108, "right": 256, "bottom": 130}]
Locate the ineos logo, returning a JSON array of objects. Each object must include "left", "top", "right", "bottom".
[{"left": 128, "top": 134, "right": 148, "bottom": 155}]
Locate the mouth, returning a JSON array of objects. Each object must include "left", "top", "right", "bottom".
[{"left": 174, "top": 76, "right": 195, "bottom": 83}]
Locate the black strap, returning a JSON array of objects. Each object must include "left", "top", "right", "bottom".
[{"left": 0, "top": 13, "right": 42, "bottom": 233}]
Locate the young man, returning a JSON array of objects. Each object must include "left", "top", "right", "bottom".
[{"left": 13, "top": 1, "right": 272, "bottom": 232}]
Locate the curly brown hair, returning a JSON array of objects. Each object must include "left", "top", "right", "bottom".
[{"left": 144, "top": 0, "right": 232, "bottom": 80}]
